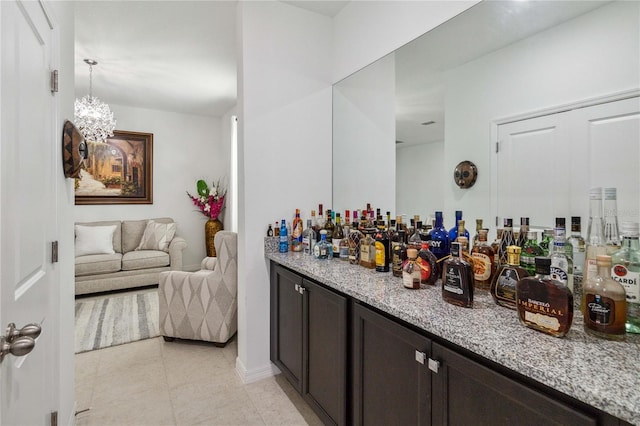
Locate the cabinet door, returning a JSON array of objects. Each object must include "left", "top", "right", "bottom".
[
  {"left": 270, "top": 265, "right": 304, "bottom": 392},
  {"left": 352, "top": 302, "right": 432, "bottom": 426},
  {"left": 303, "top": 279, "right": 348, "bottom": 426},
  {"left": 431, "top": 342, "right": 598, "bottom": 426}
]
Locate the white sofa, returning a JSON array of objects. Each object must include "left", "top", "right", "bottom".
[{"left": 75, "top": 218, "right": 187, "bottom": 296}]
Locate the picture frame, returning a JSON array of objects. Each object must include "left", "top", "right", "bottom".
[{"left": 75, "top": 130, "right": 153, "bottom": 205}]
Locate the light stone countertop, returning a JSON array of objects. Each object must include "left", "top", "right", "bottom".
[{"left": 265, "top": 239, "right": 640, "bottom": 425}]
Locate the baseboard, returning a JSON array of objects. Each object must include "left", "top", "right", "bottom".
[{"left": 235, "top": 357, "right": 281, "bottom": 384}]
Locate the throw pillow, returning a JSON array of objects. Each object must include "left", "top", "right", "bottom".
[
  {"left": 75, "top": 225, "right": 117, "bottom": 257},
  {"left": 136, "top": 220, "right": 176, "bottom": 252}
]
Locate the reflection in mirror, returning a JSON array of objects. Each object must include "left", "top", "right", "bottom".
[{"left": 333, "top": 0, "right": 638, "bottom": 232}]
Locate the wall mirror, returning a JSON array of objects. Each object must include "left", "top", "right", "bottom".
[{"left": 332, "top": 0, "right": 639, "bottom": 231}]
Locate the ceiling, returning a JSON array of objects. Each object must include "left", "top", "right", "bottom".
[{"left": 75, "top": 1, "right": 348, "bottom": 118}]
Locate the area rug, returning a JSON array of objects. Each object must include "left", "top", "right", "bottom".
[{"left": 75, "top": 290, "right": 159, "bottom": 353}]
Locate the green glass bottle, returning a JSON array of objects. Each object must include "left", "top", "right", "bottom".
[
  {"left": 539, "top": 229, "right": 554, "bottom": 256},
  {"left": 520, "top": 231, "right": 544, "bottom": 275}
]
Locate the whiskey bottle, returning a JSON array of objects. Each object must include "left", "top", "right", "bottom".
[
  {"left": 611, "top": 222, "right": 640, "bottom": 334},
  {"left": 375, "top": 222, "right": 390, "bottom": 272},
  {"left": 472, "top": 219, "right": 483, "bottom": 248},
  {"left": 569, "top": 216, "right": 586, "bottom": 276},
  {"left": 442, "top": 242, "right": 474, "bottom": 308},
  {"left": 323, "top": 209, "right": 335, "bottom": 243},
  {"left": 491, "top": 246, "right": 529, "bottom": 309},
  {"left": 520, "top": 231, "right": 543, "bottom": 275},
  {"left": 392, "top": 230, "right": 408, "bottom": 278},
  {"left": 291, "top": 209, "right": 303, "bottom": 252},
  {"left": 583, "top": 255, "right": 626, "bottom": 340},
  {"left": 448, "top": 211, "right": 469, "bottom": 244},
  {"left": 516, "top": 256, "right": 573, "bottom": 338},
  {"left": 549, "top": 227, "right": 574, "bottom": 292},
  {"left": 603, "top": 187, "right": 621, "bottom": 255},
  {"left": 348, "top": 218, "right": 362, "bottom": 265},
  {"left": 313, "top": 230, "right": 332, "bottom": 260},
  {"left": 402, "top": 249, "right": 422, "bottom": 290},
  {"left": 516, "top": 217, "right": 529, "bottom": 248},
  {"left": 302, "top": 219, "right": 315, "bottom": 255},
  {"left": 274, "top": 221, "right": 280, "bottom": 237},
  {"left": 418, "top": 242, "right": 439, "bottom": 285},
  {"left": 267, "top": 224, "right": 273, "bottom": 237},
  {"left": 498, "top": 218, "right": 516, "bottom": 265},
  {"left": 491, "top": 229, "right": 503, "bottom": 265},
  {"left": 471, "top": 229, "right": 496, "bottom": 290},
  {"left": 359, "top": 229, "right": 376, "bottom": 269},
  {"left": 585, "top": 188, "right": 607, "bottom": 283},
  {"left": 339, "top": 226, "right": 350, "bottom": 260},
  {"left": 279, "top": 219, "right": 288, "bottom": 253},
  {"left": 332, "top": 213, "right": 344, "bottom": 258},
  {"left": 429, "top": 211, "right": 450, "bottom": 260}
]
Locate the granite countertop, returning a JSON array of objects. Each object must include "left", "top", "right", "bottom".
[{"left": 265, "top": 239, "right": 640, "bottom": 425}]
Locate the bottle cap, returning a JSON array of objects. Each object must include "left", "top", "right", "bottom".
[
  {"left": 507, "top": 245, "right": 521, "bottom": 254},
  {"left": 416, "top": 221, "right": 423, "bottom": 229},
  {"left": 478, "top": 229, "right": 488, "bottom": 241},
  {"left": 458, "top": 220, "right": 465, "bottom": 228},
  {"left": 604, "top": 187, "right": 617, "bottom": 200},
  {"left": 555, "top": 217, "right": 566, "bottom": 228},
  {"left": 571, "top": 216, "right": 581, "bottom": 225},
  {"left": 407, "top": 248, "right": 418, "bottom": 258},
  {"left": 526, "top": 230, "right": 537, "bottom": 240},
  {"left": 455, "top": 210, "right": 462, "bottom": 219},
  {"left": 520, "top": 217, "right": 529, "bottom": 225},
  {"left": 543, "top": 229, "right": 553, "bottom": 237},
  {"left": 503, "top": 218, "right": 513, "bottom": 228},
  {"left": 450, "top": 242, "right": 461, "bottom": 256},
  {"left": 596, "top": 254, "right": 612, "bottom": 266},
  {"left": 589, "top": 187, "right": 602, "bottom": 200},
  {"left": 534, "top": 257, "right": 551, "bottom": 275},
  {"left": 621, "top": 222, "right": 639, "bottom": 237},
  {"left": 320, "top": 229, "right": 327, "bottom": 235}
]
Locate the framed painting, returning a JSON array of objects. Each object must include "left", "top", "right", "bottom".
[{"left": 75, "top": 130, "right": 153, "bottom": 205}]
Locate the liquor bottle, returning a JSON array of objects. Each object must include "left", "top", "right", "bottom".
[
  {"left": 392, "top": 230, "right": 408, "bottom": 278},
  {"left": 302, "top": 219, "right": 316, "bottom": 255},
  {"left": 310, "top": 209, "right": 317, "bottom": 234},
  {"left": 520, "top": 231, "right": 544, "bottom": 275},
  {"left": 279, "top": 219, "right": 288, "bottom": 253},
  {"left": 549, "top": 227, "right": 574, "bottom": 292},
  {"left": 471, "top": 229, "right": 496, "bottom": 290},
  {"left": 583, "top": 255, "right": 626, "bottom": 340},
  {"left": 569, "top": 216, "right": 586, "bottom": 276},
  {"left": 316, "top": 204, "right": 325, "bottom": 232},
  {"left": 344, "top": 210, "right": 351, "bottom": 235},
  {"left": 419, "top": 222, "right": 432, "bottom": 241},
  {"left": 323, "top": 209, "right": 335, "bottom": 243},
  {"left": 516, "top": 257, "right": 573, "bottom": 338},
  {"left": 408, "top": 221, "right": 423, "bottom": 251},
  {"left": 429, "top": 211, "right": 450, "bottom": 260},
  {"left": 554, "top": 217, "right": 574, "bottom": 260},
  {"left": 313, "top": 230, "right": 332, "bottom": 260},
  {"left": 418, "top": 242, "right": 439, "bottom": 285},
  {"left": 375, "top": 222, "right": 390, "bottom": 272},
  {"left": 611, "top": 222, "right": 640, "bottom": 334},
  {"left": 339, "top": 225, "right": 350, "bottom": 260},
  {"left": 603, "top": 188, "right": 621, "bottom": 255},
  {"left": 274, "top": 221, "right": 280, "bottom": 237},
  {"left": 539, "top": 229, "right": 553, "bottom": 256},
  {"left": 267, "top": 224, "right": 273, "bottom": 237},
  {"left": 498, "top": 218, "right": 516, "bottom": 265},
  {"left": 402, "top": 249, "right": 422, "bottom": 290},
  {"left": 472, "top": 219, "right": 483, "bottom": 248},
  {"left": 491, "top": 246, "right": 529, "bottom": 309},
  {"left": 332, "top": 213, "right": 344, "bottom": 258},
  {"left": 491, "top": 229, "right": 503, "bottom": 265},
  {"left": 348, "top": 217, "right": 362, "bottom": 265},
  {"left": 455, "top": 220, "right": 467, "bottom": 242},
  {"left": 359, "top": 229, "right": 376, "bottom": 269},
  {"left": 442, "top": 242, "right": 474, "bottom": 308},
  {"left": 448, "top": 211, "right": 469, "bottom": 244},
  {"left": 585, "top": 188, "right": 607, "bottom": 283},
  {"left": 291, "top": 209, "right": 303, "bottom": 252},
  {"left": 516, "top": 217, "right": 529, "bottom": 248}
]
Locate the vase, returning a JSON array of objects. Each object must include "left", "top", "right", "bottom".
[{"left": 205, "top": 218, "right": 223, "bottom": 257}]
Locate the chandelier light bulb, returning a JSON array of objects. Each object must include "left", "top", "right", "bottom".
[{"left": 74, "top": 59, "right": 116, "bottom": 143}]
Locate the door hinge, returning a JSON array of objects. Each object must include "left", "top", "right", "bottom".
[
  {"left": 495, "top": 141, "right": 499, "bottom": 153},
  {"left": 51, "top": 241, "right": 58, "bottom": 263},
  {"left": 50, "top": 411, "right": 58, "bottom": 426},
  {"left": 50, "top": 70, "right": 58, "bottom": 93},
  {"left": 496, "top": 216, "right": 499, "bottom": 227}
]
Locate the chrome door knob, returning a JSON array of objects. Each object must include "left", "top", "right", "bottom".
[
  {"left": 0, "top": 336, "right": 35, "bottom": 362},
  {"left": 6, "top": 322, "right": 42, "bottom": 343}
]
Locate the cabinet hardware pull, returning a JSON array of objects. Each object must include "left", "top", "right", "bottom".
[
  {"left": 294, "top": 284, "right": 300, "bottom": 292},
  {"left": 415, "top": 350, "right": 426, "bottom": 364},
  {"left": 299, "top": 286, "right": 306, "bottom": 294},
  {"left": 428, "top": 358, "right": 440, "bottom": 373}
]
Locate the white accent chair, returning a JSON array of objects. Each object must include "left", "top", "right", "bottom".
[{"left": 158, "top": 231, "right": 237, "bottom": 346}]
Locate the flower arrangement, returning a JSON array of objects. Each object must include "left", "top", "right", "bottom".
[{"left": 187, "top": 179, "right": 226, "bottom": 220}]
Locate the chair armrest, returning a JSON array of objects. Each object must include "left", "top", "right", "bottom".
[
  {"left": 168, "top": 236, "right": 187, "bottom": 270},
  {"left": 201, "top": 257, "right": 217, "bottom": 271}
]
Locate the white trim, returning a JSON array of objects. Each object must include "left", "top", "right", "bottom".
[
  {"left": 68, "top": 402, "right": 77, "bottom": 426},
  {"left": 235, "top": 357, "right": 280, "bottom": 384}
]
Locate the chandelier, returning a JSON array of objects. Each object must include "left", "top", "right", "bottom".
[{"left": 74, "top": 59, "right": 116, "bottom": 143}]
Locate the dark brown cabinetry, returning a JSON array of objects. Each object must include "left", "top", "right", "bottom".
[{"left": 270, "top": 264, "right": 347, "bottom": 425}]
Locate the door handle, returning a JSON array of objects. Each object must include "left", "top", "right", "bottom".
[
  {"left": 0, "top": 323, "right": 40, "bottom": 362},
  {"left": 6, "top": 322, "right": 41, "bottom": 343}
]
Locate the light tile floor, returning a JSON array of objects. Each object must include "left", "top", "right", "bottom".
[{"left": 75, "top": 336, "right": 323, "bottom": 425}]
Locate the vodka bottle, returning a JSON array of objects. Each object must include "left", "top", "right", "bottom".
[
  {"left": 603, "top": 187, "right": 621, "bottom": 255},
  {"left": 585, "top": 188, "right": 607, "bottom": 283}
]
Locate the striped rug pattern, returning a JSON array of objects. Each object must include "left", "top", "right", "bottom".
[{"left": 75, "top": 290, "right": 159, "bottom": 353}]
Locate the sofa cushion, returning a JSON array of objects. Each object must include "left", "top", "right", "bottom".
[
  {"left": 122, "top": 218, "right": 174, "bottom": 253},
  {"left": 75, "top": 225, "right": 117, "bottom": 257},
  {"left": 75, "top": 220, "right": 122, "bottom": 253},
  {"left": 122, "top": 250, "right": 170, "bottom": 271},
  {"left": 75, "top": 253, "right": 123, "bottom": 276},
  {"left": 136, "top": 220, "right": 176, "bottom": 252}
]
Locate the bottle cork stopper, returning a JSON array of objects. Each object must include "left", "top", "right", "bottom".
[{"left": 407, "top": 248, "right": 418, "bottom": 258}]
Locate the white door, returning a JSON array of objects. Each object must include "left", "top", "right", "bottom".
[{"left": 0, "top": 1, "right": 58, "bottom": 425}]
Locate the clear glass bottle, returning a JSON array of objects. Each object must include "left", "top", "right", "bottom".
[
  {"left": 603, "top": 187, "right": 621, "bottom": 255},
  {"left": 471, "top": 229, "right": 496, "bottom": 290},
  {"left": 359, "top": 229, "right": 376, "bottom": 269},
  {"left": 313, "top": 229, "right": 332, "bottom": 260},
  {"left": 448, "top": 211, "right": 469, "bottom": 245},
  {"left": 610, "top": 222, "right": 640, "bottom": 334},
  {"left": 392, "top": 230, "right": 408, "bottom": 278},
  {"left": 302, "top": 219, "right": 315, "bottom": 255},
  {"left": 516, "top": 256, "right": 573, "bottom": 338},
  {"left": 568, "top": 216, "right": 586, "bottom": 276},
  {"left": 402, "top": 249, "right": 421, "bottom": 290},
  {"left": 339, "top": 225, "right": 350, "bottom": 260},
  {"left": 539, "top": 229, "right": 554, "bottom": 256},
  {"left": 348, "top": 218, "right": 362, "bottom": 265},
  {"left": 418, "top": 242, "right": 439, "bottom": 285},
  {"left": 291, "top": 208, "right": 303, "bottom": 252},
  {"left": 498, "top": 218, "right": 516, "bottom": 265},
  {"left": 279, "top": 219, "right": 288, "bottom": 253},
  {"left": 582, "top": 255, "right": 626, "bottom": 340},
  {"left": 549, "top": 227, "right": 574, "bottom": 292},
  {"left": 409, "top": 220, "right": 423, "bottom": 251},
  {"left": 442, "top": 242, "right": 474, "bottom": 308},
  {"left": 491, "top": 246, "right": 529, "bottom": 309},
  {"left": 516, "top": 217, "right": 529, "bottom": 248},
  {"left": 429, "top": 211, "right": 450, "bottom": 260},
  {"left": 554, "top": 217, "right": 573, "bottom": 260},
  {"left": 520, "top": 231, "right": 543, "bottom": 275},
  {"left": 585, "top": 187, "right": 607, "bottom": 283},
  {"left": 472, "top": 219, "right": 483, "bottom": 249},
  {"left": 315, "top": 204, "right": 325, "bottom": 234},
  {"left": 332, "top": 213, "right": 344, "bottom": 258}
]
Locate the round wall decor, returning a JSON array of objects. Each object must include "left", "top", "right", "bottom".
[
  {"left": 62, "top": 120, "right": 87, "bottom": 178},
  {"left": 453, "top": 161, "right": 477, "bottom": 189}
]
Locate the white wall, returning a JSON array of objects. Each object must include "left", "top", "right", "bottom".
[
  {"left": 443, "top": 1, "right": 640, "bottom": 235},
  {"left": 332, "top": 0, "right": 479, "bottom": 83},
  {"left": 396, "top": 141, "right": 444, "bottom": 220},
  {"left": 237, "top": 1, "right": 332, "bottom": 382},
  {"left": 333, "top": 53, "right": 396, "bottom": 213},
  {"left": 73, "top": 104, "right": 226, "bottom": 270}
]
